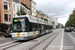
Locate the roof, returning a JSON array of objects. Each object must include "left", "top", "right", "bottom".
[{"left": 13, "top": 15, "right": 53, "bottom": 26}]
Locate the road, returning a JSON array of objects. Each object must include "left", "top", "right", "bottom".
[
  {"left": 63, "top": 31, "right": 75, "bottom": 50},
  {"left": 0, "top": 37, "right": 16, "bottom": 44},
  {"left": 1, "top": 29, "right": 75, "bottom": 50}
]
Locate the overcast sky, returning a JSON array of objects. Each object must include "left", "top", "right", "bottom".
[{"left": 33, "top": 0, "right": 75, "bottom": 25}]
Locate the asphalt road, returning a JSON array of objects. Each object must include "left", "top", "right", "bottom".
[
  {"left": 63, "top": 31, "right": 75, "bottom": 50},
  {"left": 0, "top": 36, "right": 16, "bottom": 44}
]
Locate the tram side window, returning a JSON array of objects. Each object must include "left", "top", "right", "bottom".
[
  {"left": 48, "top": 26, "right": 50, "bottom": 30},
  {"left": 32, "top": 23, "right": 38, "bottom": 31},
  {"left": 39, "top": 24, "right": 41, "bottom": 30},
  {"left": 25, "top": 18, "right": 29, "bottom": 32},
  {"left": 41, "top": 25, "right": 44, "bottom": 30},
  {"left": 29, "top": 23, "right": 38, "bottom": 31},
  {"left": 45, "top": 25, "right": 46, "bottom": 30},
  {"left": 49, "top": 26, "right": 50, "bottom": 29},
  {"left": 29, "top": 22, "right": 32, "bottom": 31},
  {"left": 46, "top": 25, "right": 48, "bottom": 30}
]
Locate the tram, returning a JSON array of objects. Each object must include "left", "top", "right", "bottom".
[{"left": 11, "top": 15, "right": 53, "bottom": 40}]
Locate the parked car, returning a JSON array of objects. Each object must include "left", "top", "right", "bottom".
[
  {"left": 4, "top": 30, "right": 12, "bottom": 38},
  {"left": 73, "top": 28, "right": 75, "bottom": 32},
  {"left": 70, "top": 27, "right": 74, "bottom": 31},
  {"left": 64, "top": 27, "right": 72, "bottom": 32}
]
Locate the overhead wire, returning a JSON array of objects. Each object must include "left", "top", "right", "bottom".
[{"left": 47, "top": 0, "right": 57, "bottom": 14}]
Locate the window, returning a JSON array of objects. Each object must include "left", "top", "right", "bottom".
[
  {"left": 14, "top": 14, "right": 15, "bottom": 17},
  {"left": 4, "top": 2, "right": 8, "bottom": 9},
  {"left": 8, "top": 3, "right": 11, "bottom": 10},
  {"left": 13, "top": 4, "right": 15, "bottom": 11},
  {"left": 29, "top": 23, "right": 38, "bottom": 31},
  {"left": 24, "top": 0, "right": 26, "bottom": 4},
  {"left": 17, "top": 5, "right": 19, "bottom": 10},
  {"left": 9, "top": 14, "right": 11, "bottom": 21},
  {"left": 4, "top": 14, "right": 8, "bottom": 21},
  {"left": 28, "top": 11, "right": 30, "bottom": 15}
]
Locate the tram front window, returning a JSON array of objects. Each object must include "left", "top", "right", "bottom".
[{"left": 13, "top": 19, "right": 26, "bottom": 32}]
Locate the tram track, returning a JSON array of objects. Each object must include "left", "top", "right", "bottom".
[
  {"left": 43, "top": 30, "right": 62, "bottom": 50},
  {"left": 0, "top": 29, "right": 62, "bottom": 50},
  {"left": 1, "top": 40, "right": 29, "bottom": 50},
  {"left": 29, "top": 29, "right": 62, "bottom": 50}
]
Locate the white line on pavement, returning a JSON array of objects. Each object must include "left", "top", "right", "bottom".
[{"left": 60, "top": 30, "right": 64, "bottom": 50}]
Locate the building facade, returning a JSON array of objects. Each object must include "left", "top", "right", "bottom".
[
  {"left": 36, "top": 10, "right": 41, "bottom": 18},
  {"left": 31, "top": 0, "right": 36, "bottom": 16},
  {"left": 51, "top": 17, "right": 58, "bottom": 28},
  {"left": 0, "top": 0, "right": 13, "bottom": 24},
  {"left": 13, "top": 0, "right": 21, "bottom": 17},
  {"left": 13, "top": 0, "right": 31, "bottom": 17},
  {"left": 39, "top": 10, "right": 45, "bottom": 19},
  {"left": 0, "top": 0, "right": 32, "bottom": 25},
  {"left": 21, "top": 0, "right": 31, "bottom": 15}
]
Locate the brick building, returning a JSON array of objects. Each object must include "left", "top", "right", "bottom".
[
  {"left": 0, "top": 0, "right": 13, "bottom": 24},
  {"left": 0, "top": 0, "right": 32, "bottom": 25}
]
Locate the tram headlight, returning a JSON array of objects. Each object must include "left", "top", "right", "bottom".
[
  {"left": 12, "top": 34, "right": 15, "bottom": 36},
  {"left": 23, "top": 34, "right": 25, "bottom": 35}
]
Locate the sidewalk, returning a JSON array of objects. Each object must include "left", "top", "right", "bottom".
[{"left": 46, "top": 29, "right": 64, "bottom": 50}]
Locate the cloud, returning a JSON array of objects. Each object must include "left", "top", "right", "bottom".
[
  {"left": 58, "top": 18, "right": 68, "bottom": 25},
  {"left": 33, "top": 0, "right": 75, "bottom": 25}
]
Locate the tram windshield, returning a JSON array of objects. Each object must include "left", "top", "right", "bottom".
[{"left": 13, "top": 19, "right": 26, "bottom": 32}]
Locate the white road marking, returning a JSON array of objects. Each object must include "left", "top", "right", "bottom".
[
  {"left": 68, "top": 33, "right": 75, "bottom": 44},
  {"left": 60, "top": 30, "right": 64, "bottom": 50}
]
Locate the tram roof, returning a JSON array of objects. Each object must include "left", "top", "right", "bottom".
[{"left": 13, "top": 15, "right": 53, "bottom": 26}]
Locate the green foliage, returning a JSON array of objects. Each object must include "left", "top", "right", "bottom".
[
  {"left": 35, "top": 16, "right": 37, "bottom": 17},
  {"left": 16, "top": 6, "right": 26, "bottom": 15},
  {"left": 56, "top": 26, "right": 58, "bottom": 28},
  {"left": 65, "top": 13, "right": 75, "bottom": 27},
  {"left": 58, "top": 24, "right": 60, "bottom": 26},
  {"left": 44, "top": 18, "right": 48, "bottom": 21}
]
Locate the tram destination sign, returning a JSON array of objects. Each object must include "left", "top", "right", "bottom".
[{"left": 14, "top": 19, "right": 24, "bottom": 22}]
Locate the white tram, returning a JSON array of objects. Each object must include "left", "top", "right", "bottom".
[{"left": 11, "top": 15, "right": 53, "bottom": 40}]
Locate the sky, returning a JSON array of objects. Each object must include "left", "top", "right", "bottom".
[{"left": 33, "top": 0, "right": 75, "bottom": 25}]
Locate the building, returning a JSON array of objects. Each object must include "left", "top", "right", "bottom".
[
  {"left": 0, "top": 0, "right": 13, "bottom": 24},
  {"left": 21, "top": 0, "right": 31, "bottom": 15},
  {"left": 50, "top": 17, "right": 58, "bottom": 28},
  {"left": 13, "top": 0, "right": 31, "bottom": 17},
  {"left": 39, "top": 10, "right": 45, "bottom": 19},
  {"left": 43, "top": 14, "right": 48, "bottom": 19},
  {"left": 48, "top": 16, "right": 53, "bottom": 24},
  {"left": 0, "top": 0, "right": 31, "bottom": 25},
  {"left": 13, "top": 0, "right": 21, "bottom": 17},
  {"left": 31, "top": 0, "right": 36, "bottom": 16},
  {"left": 36, "top": 10, "right": 41, "bottom": 18}
]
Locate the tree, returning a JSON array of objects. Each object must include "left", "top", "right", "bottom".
[
  {"left": 44, "top": 18, "right": 48, "bottom": 21},
  {"left": 65, "top": 9, "right": 75, "bottom": 27},
  {"left": 16, "top": 6, "right": 26, "bottom": 15}
]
